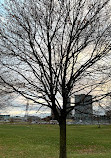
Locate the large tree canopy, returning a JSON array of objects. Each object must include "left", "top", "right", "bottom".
[{"left": 0, "top": 0, "right": 111, "bottom": 157}]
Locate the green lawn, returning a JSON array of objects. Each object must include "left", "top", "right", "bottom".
[{"left": 0, "top": 124, "right": 111, "bottom": 158}]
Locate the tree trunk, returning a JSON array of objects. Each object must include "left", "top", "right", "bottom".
[{"left": 59, "top": 118, "right": 67, "bottom": 158}]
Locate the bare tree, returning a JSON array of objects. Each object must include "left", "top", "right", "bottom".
[{"left": 0, "top": 0, "right": 111, "bottom": 157}]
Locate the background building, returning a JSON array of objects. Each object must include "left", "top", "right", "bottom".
[
  {"left": 74, "top": 94, "right": 93, "bottom": 122},
  {"left": 0, "top": 115, "right": 10, "bottom": 121},
  {"left": 66, "top": 97, "right": 72, "bottom": 119}
]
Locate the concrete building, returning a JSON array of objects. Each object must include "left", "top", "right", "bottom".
[{"left": 74, "top": 94, "right": 93, "bottom": 122}]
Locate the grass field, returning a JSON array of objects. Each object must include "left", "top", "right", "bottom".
[{"left": 0, "top": 124, "right": 111, "bottom": 158}]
